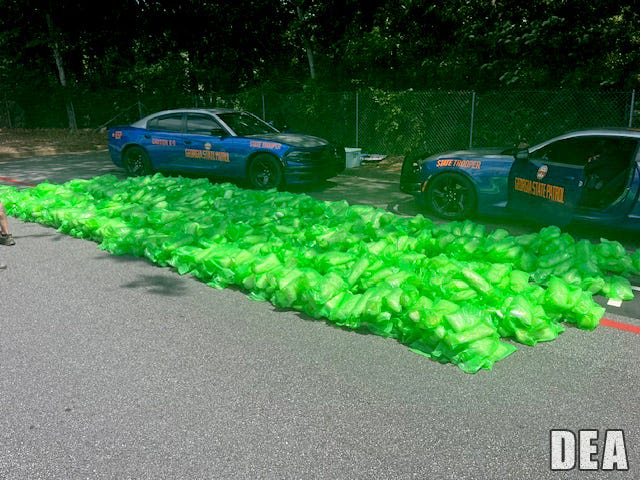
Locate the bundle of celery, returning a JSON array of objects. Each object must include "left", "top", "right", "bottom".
[{"left": 2, "top": 174, "right": 638, "bottom": 373}]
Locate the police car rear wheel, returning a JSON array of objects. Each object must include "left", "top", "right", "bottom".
[
  {"left": 426, "top": 173, "right": 476, "bottom": 220},
  {"left": 123, "top": 146, "right": 153, "bottom": 176},
  {"left": 248, "top": 154, "right": 282, "bottom": 189}
]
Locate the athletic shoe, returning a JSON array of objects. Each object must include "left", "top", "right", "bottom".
[{"left": 0, "top": 234, "right": 15, "bottom": 246}]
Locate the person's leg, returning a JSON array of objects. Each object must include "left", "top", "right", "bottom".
[
  {"left": 0, "top": 203, "right": 15, "bottom": 245},
  {"left": 0, "top": 203, "right": 9, "bottom": 234}
]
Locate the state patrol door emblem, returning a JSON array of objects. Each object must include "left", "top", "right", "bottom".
[{"left": 536, "top": 164, "right": 548, "bottom": 180}]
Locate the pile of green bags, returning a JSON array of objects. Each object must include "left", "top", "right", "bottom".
[{"left": 1, "top": 174, "right": 638, "bottom": 373}]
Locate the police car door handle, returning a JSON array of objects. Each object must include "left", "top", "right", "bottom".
[{"left": 184, "top": 140, "right": 192, "bottom": 145}]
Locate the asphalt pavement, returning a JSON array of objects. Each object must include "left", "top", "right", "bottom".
[{"left": 0, "top": 152, "right": 639, "bottom": 479}]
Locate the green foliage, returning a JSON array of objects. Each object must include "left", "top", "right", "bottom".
[
  {"left": 0, "top": 0, "right": 638, "bottom": 128},
  {"left": 358, "top": 88, "right": 473, "bottom": 154}
]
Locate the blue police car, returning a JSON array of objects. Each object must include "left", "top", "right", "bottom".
[
  {"left": 401, "top": 128, "right": 640, "bottom": 230},
  {"left": 108, "top": 108, "right": 345, "bottom": 189}
]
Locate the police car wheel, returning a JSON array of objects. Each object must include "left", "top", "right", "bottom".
[
  {"left": 123, "top": 146, "right": 153, "bottom": 176},
  {"left": 426, "top": 173, "right": 476, "bottom": 220},
  {"left": 248, "top": 154, "right": 282, "bottom": 189}
]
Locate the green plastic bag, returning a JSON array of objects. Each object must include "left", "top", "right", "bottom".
[{"left": 2, "top": 173, "right": 631, "bottom": 373}]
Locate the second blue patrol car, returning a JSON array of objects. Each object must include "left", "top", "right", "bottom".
[{"left": 401, "top": 128, "right": 640, "bottom": 231}]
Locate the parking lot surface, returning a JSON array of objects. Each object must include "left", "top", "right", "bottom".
[{"left": 1, "top": 152, "right": 638, "bottom": 479}]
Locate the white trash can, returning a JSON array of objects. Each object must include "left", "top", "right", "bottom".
[{"left": 344, "top": 147, "right": 362, "bottom": 168}]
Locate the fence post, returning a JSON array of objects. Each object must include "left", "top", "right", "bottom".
[
  {"left": 469, "top": 91, "right": 476, "bottom": 148},
  {"left": 629, "top": 90, "right": 636, "bottom": 128},
  {"left": 355, "top": 91, "right": 359, "bottom": 148}
]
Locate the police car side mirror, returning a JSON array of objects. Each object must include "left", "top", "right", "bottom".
[
  {"left": 515, "top": 148, "right": 529, "bottom": 161},
  {"left": 268, "top": 120, "right": 287, "bottom": 132}
]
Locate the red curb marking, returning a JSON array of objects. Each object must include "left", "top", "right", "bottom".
[
  {"left": 0, "top": 176, "right": 36, "bottom": 187},
  {"left": 600, "top": 318, "right": 640, "bottom": 335}
]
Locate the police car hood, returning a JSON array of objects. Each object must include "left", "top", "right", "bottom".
[{"left": 251, "top": 133, "right": 329, "bottom": 148}]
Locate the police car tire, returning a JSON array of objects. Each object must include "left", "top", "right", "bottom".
[
  {"left": 248, "top": 154, "right": 283, "bottom": 189},
  {"left": 426, "top": 173, "right": 476, "bottom": 220},
  {"left": 123, "top": 146, "right": 153, "bottom": 176}
]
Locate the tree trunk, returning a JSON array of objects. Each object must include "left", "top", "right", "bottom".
[
  {"left": 46, "top": 13, "right": 77, "bottom": 130},
  {"left": 296, "top": 5, "right": 316, "bottom": 80}
]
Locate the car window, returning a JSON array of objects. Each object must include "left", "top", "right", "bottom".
[
  {"left": 217, "top": 112, "right": 278, "bottom": 136},
  {"left": 530, "top": 136, "right": 638, "bottom": 167},
  {"left": 147, "top": 114, "right": 183, "bottom": 132},
  {"left": 186, "top": 114, "right": 225, "bottom": 135},
  {"left": 602, "top": 138, "right": 638, "bottom": 167},
  {"left": 530, "top": 137, "right": 596, "bottom": 166}
]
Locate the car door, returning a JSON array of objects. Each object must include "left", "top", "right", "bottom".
[
  {"left": 143, "top": 113, "right": 184, "bottom": 168},
  {"left": 507, "top": 137, "right": 589, "bottom": 226},
  {"left": 214, "top": 110, "right": 284, "bottom": 178},
  {"left": 172, "top": 113, "right": 230, "bottom": 174}
]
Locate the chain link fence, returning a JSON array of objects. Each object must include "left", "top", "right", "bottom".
[
  {"left": 472, "top": 90, "right": 635, "bottom": 149},
  {"left": 2, "top": 88, "right": 637, "bottom": 156},
  {"left": 190, "top": 88, "right": 638, "bottom": 155},
  {"left": 356, "top": 90, "right": 474, "bottom": 155}
]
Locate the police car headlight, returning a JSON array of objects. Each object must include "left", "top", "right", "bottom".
[{"left": 285, "top": 150, "right": 313, "bottom": 162}]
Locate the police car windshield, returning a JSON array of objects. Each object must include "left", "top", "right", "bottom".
[{"left": 218, "top": 112, "right": 278, "bottom": 136}]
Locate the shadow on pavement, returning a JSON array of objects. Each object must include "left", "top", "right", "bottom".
[
  {"left": 0, "top": 151, "right": 123, "bottom": 186},
  {"left": 121, "top": 273, "right": 189, "bottom": 297}
]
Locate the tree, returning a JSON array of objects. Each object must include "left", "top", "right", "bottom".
[
  {"left": 0, "top": 0, "right": 638, "bottom": 129},
  {"left": 46, "top": 11, "right": 76, "bottom": 129}
]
